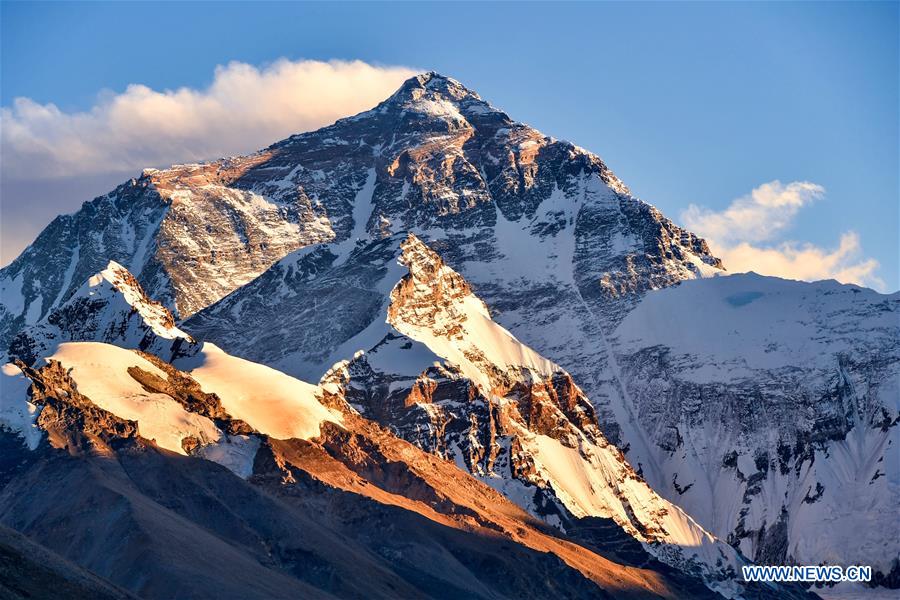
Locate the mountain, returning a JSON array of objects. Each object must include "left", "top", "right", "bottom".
[
  {"left": 178, "top": 73, "right": 896, "bottom": 582},
  {"left": 7, "top": 260, "right": 196, "bottom": 366},
  {"left": 6, "top": 256, "right": 760, "bottom": 596},
  {"left": 0, "top": 72, "right": 717, "bottom": 347},
  {"left": 1, "top": 266, "right": 755, "bottom": 600},
  {"left": 317, "top": 234, "right": 748, "bottom": 593},
  {"left": 611, "top": 273, "right": 899, "bottom": 577},
  {"left": 1, "top": 71, "right": 896, "bottom": 595}
]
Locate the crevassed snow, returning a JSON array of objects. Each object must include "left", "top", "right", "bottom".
[
  {"left": 0, "top": 363, "right": 43, "bottom": 449},
  {"left": 177, "top": 343, "right": 342, "bottom": 440},
  {"left": 46, "top": 342, "right": 221, "bottom": 455}
]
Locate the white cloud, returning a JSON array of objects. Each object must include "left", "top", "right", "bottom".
[
  {"left": 682, "top": 180, "right": 824, "bottom": 244},
  {"left": 1, "top": 58, "right": 417, "bottom": 179},
  {"left": 719, "top": 233, "right": 883, "bottom": 290},
  {"left": 683, "top": 181, "right": 884, "bottom": 290}
]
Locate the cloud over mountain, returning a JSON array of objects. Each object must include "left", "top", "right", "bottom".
[
  {"left": 683, "top": 180, "right": 883, "bottom": 290},
  {"left": 1, "top": 58, "right": 416, "bottom": 178}
]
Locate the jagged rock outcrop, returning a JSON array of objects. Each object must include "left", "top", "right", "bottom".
[
  {"left": 315, "top": 235, "right": 750, "bottom": 596},
  {"left": 15, "top": 359, "right": 140, "bottom": 455}
]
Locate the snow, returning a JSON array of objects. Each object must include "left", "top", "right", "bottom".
[
  {"left": 363, "top": 333, "right": 442, "bottom": 378},
  {"left": 614, "top": 272, "right": 899, "bottom": 383},
  {"left": 46, "top": 342, "right": 221, "bottom": 455},
  {"left": 196, "top": 434, "right": 261, "bottom": 479},
  {"left": 337, "top": 168, "right": 377, "bottom": 259},
  {"left": 24, "top": 296, "right": 42, "bottom": 325},
  {"left": 441, "top": 295, "right": 549, "bottom": 374},
  {"left": 411, "top": 98, "right": 467, "bottom": 124},
  {"left": 8, "top": 338, "right": 266, "bottom": 478},
  {"left": 300, "top": 167, "right": 380, "bottom": 272},
  {"left": 1, "top": 272, "right": 25, "bottom": 316},
  {"left": 177, "top": 343, "right": 342, "bottom": 440},
  {"left": 91, "top": 261, "right": 191, "bottom": 340},
  {"left": 686, "top": 252, "right": 722, "bottom": 278},
  {"left": 130, "top": 212, "right": 164, "bottom": 275},
  {"left": 0, "top": 363, "right": 43, "bottom": 450},
  {"left": 611, "top": 272, "right": 899, "bottom": 577},
  {"left": 52, "top": 246, "right": 79, "bottom": 310},
  {"left": 389, "top": 260, "right": 558, "bottom": 393},
  {"left": 522, "top": 428, "right": 744, "bottom": 597},
  {"left": 295, "top": 248, "right": 409, "bottom": 382}
]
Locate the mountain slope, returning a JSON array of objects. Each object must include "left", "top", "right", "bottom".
[
  {"left": 611, "top": 274, "right": 900, "bottom": 576},
  {"left": 317, "top": 234, "right": 749, "bottom": 596},
  {"left": 0, "top": 523, "right": 137, "bottom": 600},
  {"left": 1, "top": 261, "right": 812, "bottom": 599},
  {"left": 0, "top": 343, "right": 719, "bottom": 600},
  {"left": 7, "top": 259, "right": 196, "bottom": 366}
]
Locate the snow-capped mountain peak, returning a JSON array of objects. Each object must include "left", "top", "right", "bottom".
[
  {"left": 88, "top": 260, "right": 191, "bottom": 340},
  {"left": 8, "top": 261, "right": 195, "bottom": 365},
  {"left": 299, "top": 233, "right": 747, "bottom": 596}
]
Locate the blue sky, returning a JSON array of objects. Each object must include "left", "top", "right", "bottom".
[{"left": 2, "top": 1, "right": 897, "bottom": 290}]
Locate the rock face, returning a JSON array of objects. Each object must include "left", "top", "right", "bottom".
[
  {"left": 1, "top": 71, "right": 897, "bottom": 593},
  {"left": 610, "top": 274, "right": 900, "bottom": 577}
]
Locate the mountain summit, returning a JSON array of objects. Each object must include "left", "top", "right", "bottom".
[{"left": 0, "top": 71, "right": 711, "bottom": 341}]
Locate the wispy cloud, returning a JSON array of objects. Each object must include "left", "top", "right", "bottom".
[
  {"left": 683, "top": 181, "right": 884, "bottom": 290},
  {"left": 682, "top": 180, "right": 825, "bottom": 244},
  {"left": 1, "top": 58, "right": 417, "bottom": 179},
  {"left": 681, "top": 181, "right": 885, "bottom": 290}
]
